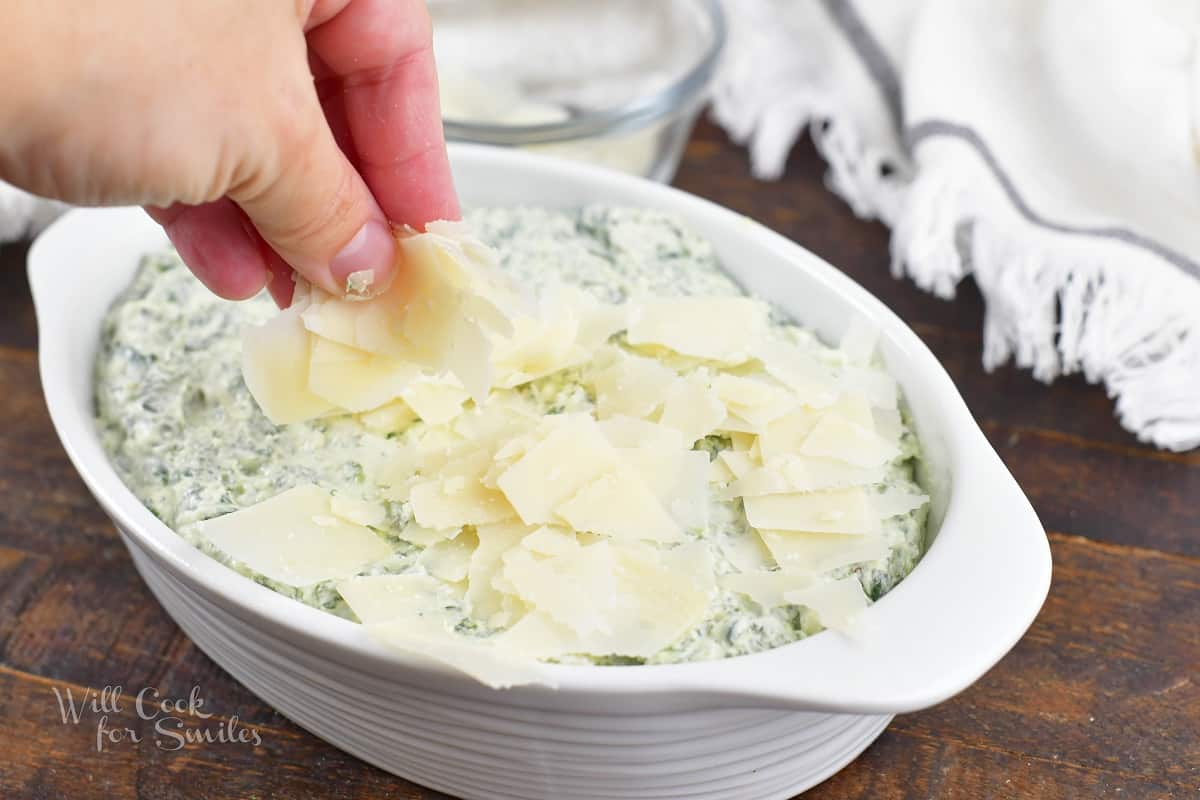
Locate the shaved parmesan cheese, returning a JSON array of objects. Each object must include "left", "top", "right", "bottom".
[
  {"left": 330, "top": 493, "right": 386, "bottom": 527},
  {"left": 413, "top": 425, "right": 466, "bottom": 463},
  {"left": 399, "top": 523, "right": 460, "bottom": 547},
  {"left": 466, "top": 522, "right": 532, "bottom": 625},
  {"left": 872, "top": 407, "right": 905, "bottom": 445},
  {"left": 727, "top": 431, "right": 757, "bottom": 451},
  {"left": 588, "top": 351, "right": 678, "bottom": 420},
  {"left": 557, "top": 469, "right": 682, "bottom": 543},
  {"left": 298, "top": 285, "right": 357, "bottom": 345},
  {"left": 825, "top": 392, "right": 875, "bottom": 430},
  {"left": 410, "top": 386, "right": 473, "bottom": 431},
  {"left": 409, "top": 477, "right": 515, "bottom": 529},
  {"left": 617, "top": 447, "right": 710, "bottom": 530},
  {"left": 719, "top": 570, "right": 812, "bottom": 610},
  {"left": 757, "top": 530, "right": 890, "bottom": 574},
  {"left": 597, "top": 415, "right": 686, "bottom": 450},
  {"left": 240, "top": 308, "right": 335, "bottom": 425},
  {"left": 573, "top": 296, "right": 629, "bottom": 351},
  {"left": 491, "top": 311, "right": 587, "bottom": 388},
  {"left": 783, "top": 576, "right": 869, "bottom": 633},
  {"left": 399, "top": 378, "right": 470, "bottom": 425},
  {"left": 368, "top": 615, "right": 549, "bottom": 689},
  {"left": 717, "top": 450, "right": 757, "bottom": 479},
  {"left": 712, "top": 374, "right": 797, "bottom": 426},
  {"left": 743, "top": 488, "right": 881, "bottom": 535},
  {"left": 358, "top": 399, "right": 418, "bottom": 433},
  {"left": 660, "top": 541, "right": 718, "bottom": 593},
  {"left": 375, "top": 445, "right": 421, "bottom": 501},
  {"left": 659, "top": 372, "right": 726, "bottom": 444},
  {"left": 708, "top": 456, "right": 735, "bottom": 483},
  {"left": 520, "top": 526, "right": 579, "bottom": 556},
  {"left": 838, "top": 318, "right": 879, "bottom": 365},
  {"left": 418, "top": 529, "right": 478, "bottom": 582},
  {"left": 493, "top": 610, "right": 583, "bottom": 660},
  {"left": 719, "top": 529, "right": 777, "bottom": 573},
  {"left": 753, "top": 340, "right": 839, "bottom": 407},
  {"left": 872, "top": 487, "right": 930, "bottom": 518},
  {"left": 277, "top": 223, "right": 525, "bottom": 417},
  {"left": 502, "top": 542, "right": 713, "bottom": 659},
  {"left": 627, "top": 297, "right": 767, "bottom": 364},
  {"left": 497, "top": 415, "right": 617, "bottom": 524},
  {"left": 798, "top": 414, "right": 899, "bottom": 468},
  {"left": 338, "top": 574, "right": 446, "bottom": 623},
  {"left": 723, "top": 455, "right": 886, "bottom": 498},
  {"left": 436, "top": 305, "right": 496, "bottom": 404},
  {"left": 307, "top": 337, "right": 420, "bottom": 413},
  {"left": 502, "top": 540, "right": 618, "bottom": 636},
  {"left": 839, "top": 366, "right": 898, "bottom": 410},
  {"left": 196, "top": 485, "right": 391, "bottom": 587},
  {"left": 714, "top": 415, "right": 761, "bottom": 435},
  {"left": 758, "top": 406, "right": 822, "bottom": 462}
]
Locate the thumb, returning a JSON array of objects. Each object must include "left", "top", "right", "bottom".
[{"left": 231, "top": 102, "right": 396, "bottom": 300}]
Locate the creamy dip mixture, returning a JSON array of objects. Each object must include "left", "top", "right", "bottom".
[{"left": 96, "top": 206, "right": 927, "bottom": 665}]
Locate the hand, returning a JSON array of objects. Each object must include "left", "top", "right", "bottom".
[{"left": 0, "top": 0, "right": 459, "bottom": 305}]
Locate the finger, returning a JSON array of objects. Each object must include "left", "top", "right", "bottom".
[
  {"left": 307, "top": 0, "right": 460, "bottom": 226},
  {"left": 264, "top": 247, "right": 298, "bottom": 308},
  {"left": 145, "top": 201, "right": 269, "bottom": 301},
  {"left": 228, "top": 78, "right": 397, "bottom": 297},
  {"left": 313, "top": 53, "right": 357, "bottom": 167},
  {"left": 304, "top": 0, "right": 352, "bottom": 31}
]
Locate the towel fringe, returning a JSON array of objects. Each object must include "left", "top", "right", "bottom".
[
  {"left": 708, "top": 0, "right": 907, "bottom": 224},
  {"left": 710, "top": 88, "right": 906, "bottom": 227},
  {"left": 892, "top": 156, "right": 1200, "bottom": 451}
]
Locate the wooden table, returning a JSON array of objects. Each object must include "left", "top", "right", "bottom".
[{"left": 1, "top": 120, "right": 1196, "bottom": 799}]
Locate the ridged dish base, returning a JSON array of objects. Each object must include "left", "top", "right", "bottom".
[{"left": 125, "top": 531, "right": 890, "bottom": 799}]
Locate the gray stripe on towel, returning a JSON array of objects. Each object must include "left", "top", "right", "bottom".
[
  {"left": 825, "top": 0, "right": 1200, "bottom": 280},
  {"left": 907, "top": 120, "right": 1200, "bottom": 280},
  {"left": 821, "top": 0, "right": 904, "bottom": 128}
]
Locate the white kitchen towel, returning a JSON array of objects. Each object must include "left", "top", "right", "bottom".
[{"left": 714, "top": 0, "right": 1200, "bottom": 452}]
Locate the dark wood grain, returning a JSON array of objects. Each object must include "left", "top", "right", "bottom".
[
  {"left": 0, "top": 119, "right": 1196, "bottom": 799},
  {"left": 0, "top": 240, "right": 38, "bottom": 351}
]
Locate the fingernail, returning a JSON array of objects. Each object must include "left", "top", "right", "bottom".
[{"left": 330, "top": 220, "right": 396, "bottom": 297}]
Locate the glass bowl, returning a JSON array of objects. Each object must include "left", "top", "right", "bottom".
[{"left": 430, "top": 0, "right": 726, "bottom": 182}]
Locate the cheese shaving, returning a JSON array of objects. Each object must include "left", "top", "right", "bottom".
[
  {"left": 798, "top": 413, "right": 899, "bottom": 468},
  {"left": 743, "top": 488, "right": 881, "bottom": 535},
  {"left": 240, "top": 307, "right": 334, "bottom": 425},
  {"left": 588, "top": 350, "right": 677, "bottom": 419},
  {"left": 338, "top": 574, "right": 447, "bottom": 624},
  {"left": 782, "top": 576, "right": 870, "bottom": 633},
  {"left": 659, "top": 371, "right": 727, "bottom": 444},
  {"left": 757, "top": 530, "right": 890, "bottom": 574},
  {"left": 196, "top": 485, "right": 392, "bottom": 587},
  {"left": 496, "top": 415, "right": 617, "bottom": 525},
  {"left": 627, "top": 297, "right": 767, "bottom": 364},
  {"left": 557, "top": 468, "right": 682, "bottom": 543}
]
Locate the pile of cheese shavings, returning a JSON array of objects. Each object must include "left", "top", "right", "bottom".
[{"left": 214, "top": 221, "right": 928, "bottom": 687}]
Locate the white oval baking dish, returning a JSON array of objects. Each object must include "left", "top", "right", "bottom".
[{"left": 30, "top": 143, "right": 1051, "bottom": 799}]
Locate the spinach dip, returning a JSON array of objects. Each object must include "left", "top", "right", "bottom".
[{"left": 96, "top": 206, "right": 928, "bottom": 665}]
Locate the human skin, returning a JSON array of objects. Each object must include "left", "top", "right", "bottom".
[{"left": 0, "top": 0, "right": 460, "bottom": 306}]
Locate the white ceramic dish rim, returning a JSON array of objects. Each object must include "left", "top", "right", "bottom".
[{"left": 30, "top": 143, "right": 1051, "bottom": 716}]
